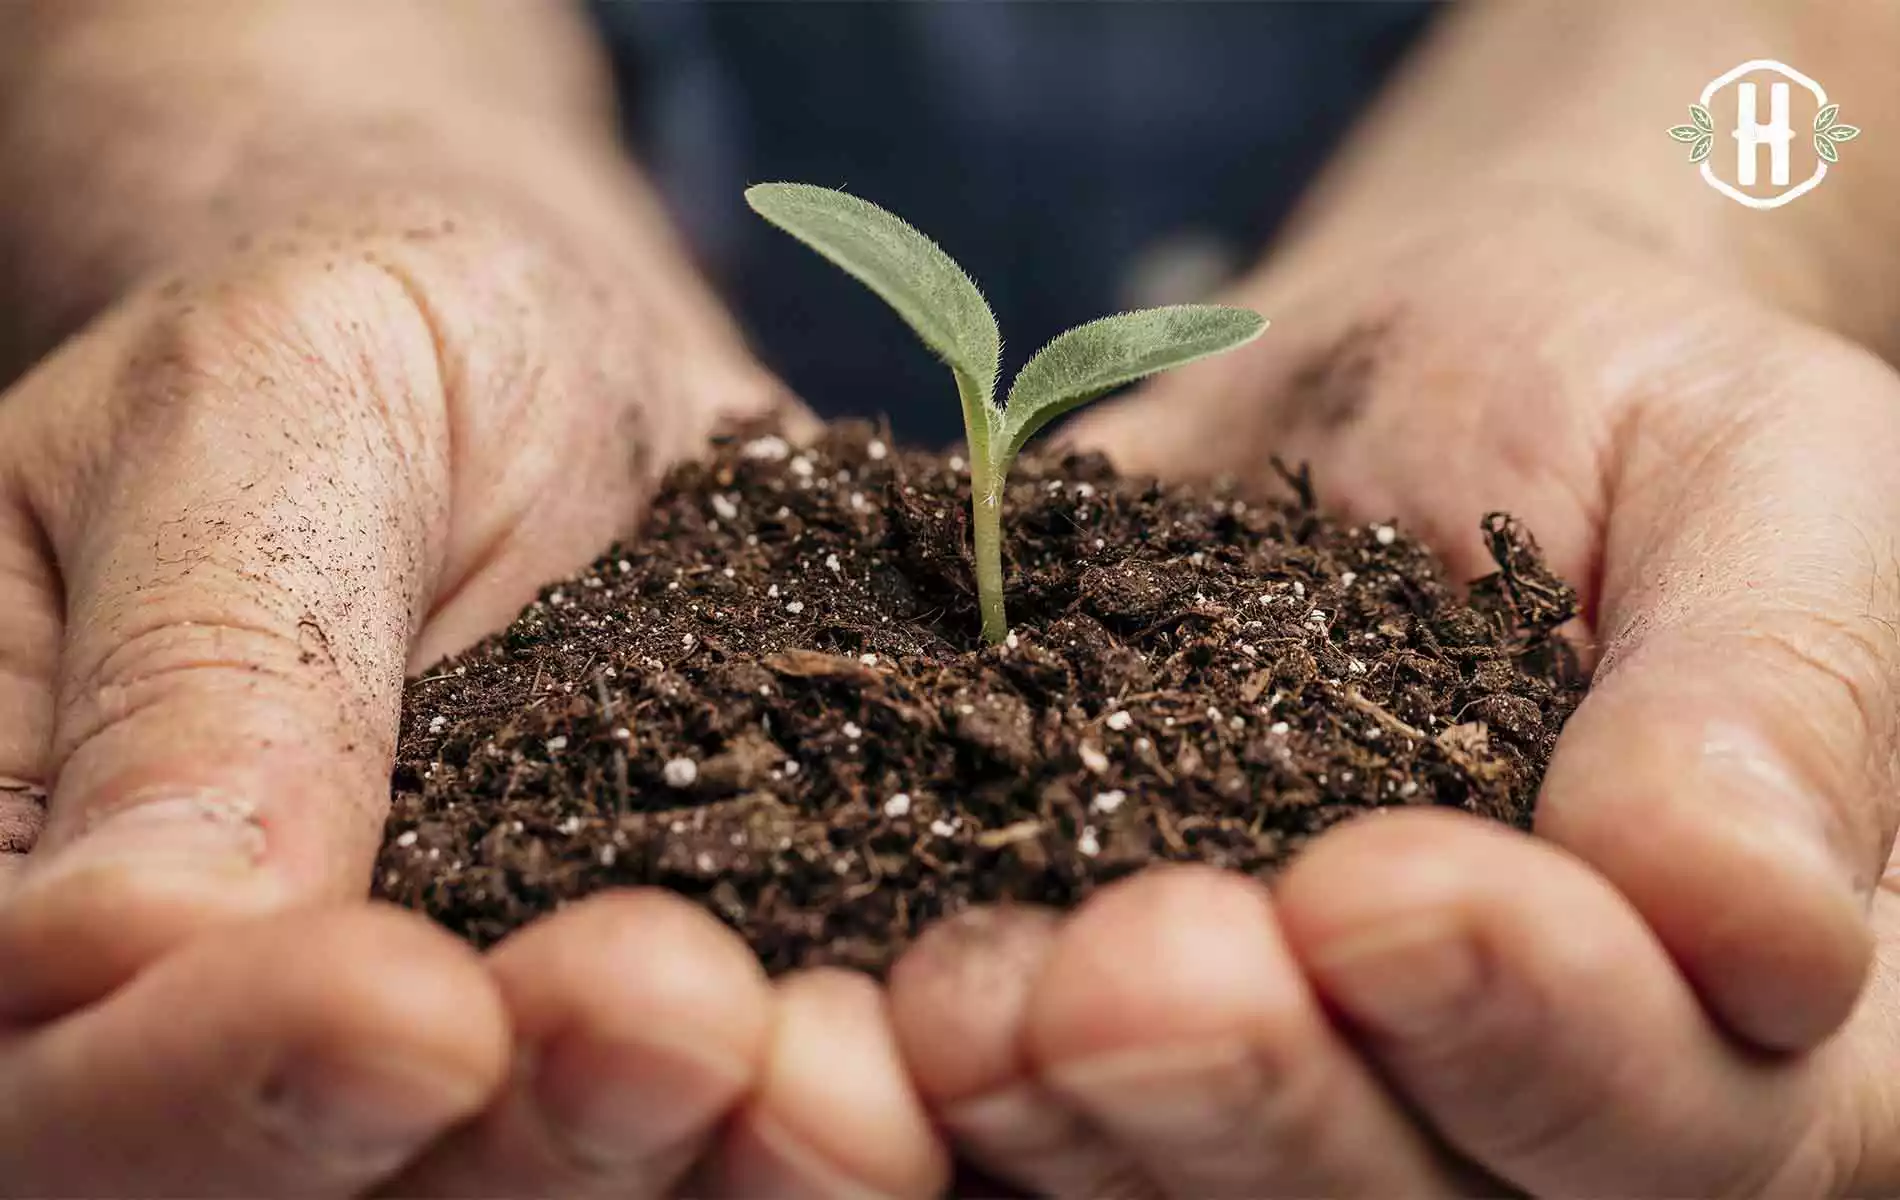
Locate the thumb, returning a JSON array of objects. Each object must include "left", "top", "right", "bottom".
[
  {"left": 1537, "top": 337, "right": 1900, "bottom": 1052},
  {"left": 0, "top": 258, "right": 452, "bottom": 1022}
]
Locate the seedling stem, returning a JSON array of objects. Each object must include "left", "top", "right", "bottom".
[{"left": 747, "top": 183, "right": 1266, "bottom": 643}]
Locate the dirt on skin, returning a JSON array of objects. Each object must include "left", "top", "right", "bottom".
[{"left": 376, "top": 422, "right": 1583, "bottom": 974}]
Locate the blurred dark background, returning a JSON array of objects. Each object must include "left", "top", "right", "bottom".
[{"left": 590, "top": 2, "right": 1438, "bottom": 446}]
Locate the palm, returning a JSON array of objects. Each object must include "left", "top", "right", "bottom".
[{"left": 1032, "top": 208, "right": 1900, "bottom": 1194}]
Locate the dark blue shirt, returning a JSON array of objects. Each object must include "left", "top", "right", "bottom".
[{"left": 590, "top": 2, "right": 1436, "bottom": 445}]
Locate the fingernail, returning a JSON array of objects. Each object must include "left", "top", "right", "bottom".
[
  {"left": 533, "top": 1036, "right": 750, "bottom": 1169},
  {"left": 711, "top": 1114, "right": 893, "bottom": 1200},
  {"left": 263, "top": 1055, "right": 485, "bottom": 1173},
  {"left": 1700, "top": 724, "right": 1870, "bottom": 902},
  {"left": 946, "top": 1081, "right": 1093, "bottom": 1155},
  {"left": 30, "top": 792, "right": 269, "bottom": 890},
  {"left": 1046, "top": 1041, "right": 1262, "bottom": 1139},
  {"left": 1308, "top": 921, "right": 1481, "bottom": 1040}
]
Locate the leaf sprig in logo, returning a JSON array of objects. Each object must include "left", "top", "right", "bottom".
[
  {"left": 1812, "top": 104, "right": 1860, "bottom": 163},
  {"left": 1668, "top": 104, "right": 1717, "bottom": 163}
]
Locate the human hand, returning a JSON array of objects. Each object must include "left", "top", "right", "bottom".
[
  {"left": 0, "top": 185, "right": 946, "bottom": 1197},
  {"left": 882, "top": 205, "right": 1900, "bottom": 1195}
]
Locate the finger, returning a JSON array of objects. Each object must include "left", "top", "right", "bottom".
[
  {"left": 0, "top": 478, "right": 58, "bottom": 879},
  {"left": 699, "top": 968, "right": 950, "bottom": 1200},
  {"left": 1537, "top": 339, "right": 1900, "bottom": 1051},
  {"left": 1026, "top": 866, "right": 1468, "bottom": 1198},
  {"left": 890, "top": 904, "right": 1153, "bottom": 1198},
  {"left": 1280, "top": 809, "right": 1837, "bottom": 1197},
  {"left": 0, "top": 262, "right": 454, "bottom": 1021},
  {"left": 388, "top": 891, "right": 772, "bottom": 1199},
  {"left": 0, "top": 904, "right": 509, "bottom": 1197}
]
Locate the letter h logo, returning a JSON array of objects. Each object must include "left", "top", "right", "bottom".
[{"left": 1670, "top": 60, "right": 1858, "bottom": 210}]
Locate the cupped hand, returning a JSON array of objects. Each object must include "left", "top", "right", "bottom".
[
  {"left": 884, "top": 206, "right": 1900, "bottom": 1195},
  {"left": 0, "top": 184, "right": 946, "bottom": 1197}
]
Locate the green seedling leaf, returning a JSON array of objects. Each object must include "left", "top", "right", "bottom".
[
  {"left": 747, "top": 183, "right": 1266, "bottom": 644},
  {"left": 1816, "top": 134, "right": 1839, "bottom": 163},
  {"left": 1001, "top": 306, "right": 1266, "bottom": 463},
  {"left": 1815, "top": 103, "right": 1839, "bottom": 132},
  {"left": 1827, "top": 124, "right": 1861, "bottom": 142},
  {"left": 1668, "top": 125, "right": 1703, "bottom": 142},
  {"left": 1691, "top": 104, "right": 1715, "bottom": 133},
  {"left": 1690, "top": 133, "right": 1714, "bottom": 163},
  {"left": 745, "top": 183, "right": 1002, "bottom": 411}
]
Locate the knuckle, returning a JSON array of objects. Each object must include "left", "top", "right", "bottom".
[
  {"left": 115, "top": 251, "right": 446, "bottom": 457},
  {"left": 53, "top": 608, "right": 356, "bottom": 768},
  {"left": 1739, "top": 609, "right": 1900, "bottom": 827}
]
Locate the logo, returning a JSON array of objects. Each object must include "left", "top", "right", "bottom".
[{"left": 1670, "top": 60, "right": 1859, "bottom": 209}]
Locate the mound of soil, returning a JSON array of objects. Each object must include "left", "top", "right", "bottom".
[{"left": 376, "top": 423, "right": 1582, "bottom": 973}]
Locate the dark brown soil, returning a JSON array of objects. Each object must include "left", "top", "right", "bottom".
[{"left": 376, "top": 422, "right": 1583, "bottom": 974}]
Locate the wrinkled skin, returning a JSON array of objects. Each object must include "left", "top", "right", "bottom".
[
  {"left": 877, "top": 204, "right": 1900, "bottom": 1196},
  {"left": 0, "top": 187, "right": 948, "bottom": 1198}
]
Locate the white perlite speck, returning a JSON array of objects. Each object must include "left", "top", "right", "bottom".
[
  {"left": 545, "top": 736, "right": 569, "bottom": 752},
  {"left": 1078, "top": 826, "right": 1102, "bottom": 857},
  {"left": 1374, "top": 524, "right": 1397, "bottom": 546},
  {"left": 825, "top": 553, "right": 841, "bottom": 572},
  {"left": 1270, "top": 721, "right": 1291, "bottom": 735},
  {"left": 396, "top": 830, "right": 418, "bottom": 848},
  {"left": 1005, "top": 630, "right": 1020, "bottom": 650},
  {"left": 789, "top": 456, "right": 815, "bottom": 478},
  {"left": 867, "top": 439, "right": 888, "bottom": 461},
  {"left": 1399, "top": 780, "right": 1420, "bottom": 798},
  {"left": 662, "top": 757, "right": 699, "bottom": 788},
  {"left": 929, "top": 817, "right": 958, "bottom": 838},
  {"left": 1079, "top": 743, "right": 1109, "bottom": 774},
  {"left": 1105, "top": 710, "right": 1133, "bottom": 732},
  {"left": 742, "top": 435, "right": 790, "bottom": 461},
  {"left": 1091, "top": 790, "right": 1127, "bottom": 814},
  {"left": 711, "top": 493, "right": 739, "bottom": 521},
  {"left": 859, "top": 653, "right": 878, "bottom": 666},
  {"left": 884, "top": 793, "right": 912, "bottom": 818},
  {"left": 842, "top": 721, "right": 862, "bottom": 740},
  {"left": 427, "top": 715, "right": 446, "bottom": 733},
  {"left": 786, "top": 600, "right": 805, "bottom": 614}
]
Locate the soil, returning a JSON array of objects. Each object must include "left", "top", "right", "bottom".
[{"left": 376, "top": 422, "right": 1583, "bottom": 975}]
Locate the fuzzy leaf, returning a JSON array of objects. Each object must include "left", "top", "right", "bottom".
[
  {"left": 745, "top": 183, "right": 1001, "bottom": 404},
  {"left": 1815, "top": 103, "right": 1839, "bottom": 132},
  {"left": 1691, "top": 104, "right": 1714, "bottom": 133},
  {"left": 1816, "top": 134, "right": 1839, "bottom": 163},
  {"left": 1668, "top": 124, "right": 1703, "bottom": 142},
  {"left": 1000, "top": 305, "right": 1266, "bottom": 461},
  {"left": 1827, "top": 124, "right": 1861, "bottom": 142},
  {"left": 1690, "top": 133, "right": 1714, "bottom": 163}
]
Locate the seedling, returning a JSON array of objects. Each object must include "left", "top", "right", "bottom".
[{"left": 746, "top": 183, "right": 1267, "bottom": 643}]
